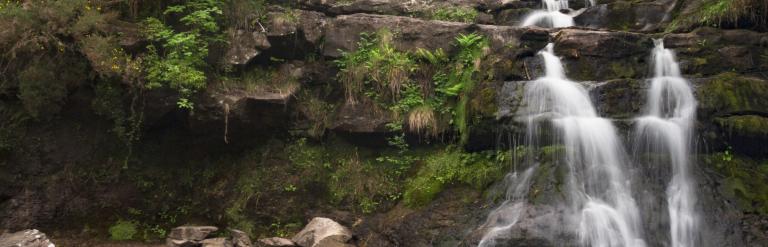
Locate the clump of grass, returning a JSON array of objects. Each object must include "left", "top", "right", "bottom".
[
  {"left": 668, "top": 0, "right": 767, "bottom": 31},
  {"left": 407, "top": 105, "right": 438, "bottom": 136},
  {"left": 109, "top": 220, "right": 138, "bottom": 241},
  {"left": 222, "top": 67, "right": 299, "bottom": 98},
  {"left": 429, "top": 6, "right": 479, "bottom": 23}
]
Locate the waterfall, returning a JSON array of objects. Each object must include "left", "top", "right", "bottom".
[
  {"left": 521, "top": 0, "right": 574, "bottom": 28},
  {"left": 478, "top": 44, "right": 646, "bottom": 247},
  {"left": 635, "top": 40, "right": 699, "bottom": 247}
]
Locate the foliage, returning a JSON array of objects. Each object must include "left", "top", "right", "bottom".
[
  {"left": 286, "top": 138, "right": 404, "bottom": 214},
  {"left": 17, "top": 63, "right": 68, "bottom": 119},
  {"left": 705, "top": 152, "right": 768, "bottom": 214},
  {"left": 429, "top": 6, "right": 478, "bottom": 23},
  {"left": 296, "top": 91, "right": 335, "bottom": 138},
  {"left": 335, "top": 30, "right": 488, "bottom": 145},
  {"left": 142, "top": 0, "right": 224, "bottom": 109},
  {"left": 403, "top": 147, "right": 506, "bottom": 207},
  {"left": 224, "top": 0, "right": 267, "bottom": 30},
  {"left": 668, "top": 0, "right": 767, "bottom": 31},
  {"left": 221, "top": 67, "right": 299, "bottom": 96},
  {"left": 109, "top": 220, "right": 138, "bottom": 240}
]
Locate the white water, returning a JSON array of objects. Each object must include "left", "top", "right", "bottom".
[
  {"left": 521, "top": 0, "right": 597, "bottom": 28},
  {"left": 522, "top": 0, "right": 574, "bottom": 28},
  {"left": 635, "top": 40, "right": 698, "bottom": 247},
  {"left": 477, "top": 167, "right": 536, "bottom": 247},
  {"left": 479, "top": 44, "right": 646, "bottom": 247}
]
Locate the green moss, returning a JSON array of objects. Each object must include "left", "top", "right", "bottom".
[
  {"left": 716, "top": 115, "right": 768, "bottom": 136},
  {"left": 699, "top": 72, "right": 768, "bottom": 116},
  {"left": 109, "top": 220, "right": 138, "bottom": 240},
  {"left": 403, "top": 147, "right": 506, "bottom": 207},
  {"left": 703, "top": 153, "right": 768, "bottom": 214},
  {"left": 609, "top": 62, "right": 636, "bottom": 79}
]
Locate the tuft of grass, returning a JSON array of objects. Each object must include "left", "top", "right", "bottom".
[
  {"left": 109, "top": 220, "right": 138, "bottom": 241},
  {"left": 407, "top": 105, "right": 438, "bottom": 136}
]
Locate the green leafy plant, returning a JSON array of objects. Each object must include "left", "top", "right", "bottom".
[{"left": 142, "top": 0, "right": 224, "bottom": 109}]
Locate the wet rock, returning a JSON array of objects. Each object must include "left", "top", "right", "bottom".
[
  {"left": 225, "top": 30, "right": 271, "bottom": 65},
  {"left": 256, "top": 237, "right": 296, "bottom": 247},
  {"left": 574, "top": 0, "right": 677, "bottom": 32},
  {"left": 0, "top": 229, "right": 55, "bottom": 247},
  {"left": 553, "top": 29, "right": 650, "bottom": 58},
  {"left": 230, "top": 229, "right": 253, "bottom": 247},
  {"left": 553, "top": 28, "right": 652, "bottom": 81},
  {"left": 291, "top": 217, "right": 354, "bottom": 247}
]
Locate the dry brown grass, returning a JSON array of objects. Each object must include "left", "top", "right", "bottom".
[{"left": 407, "top": 105, "right": 439, "bottom": 136}]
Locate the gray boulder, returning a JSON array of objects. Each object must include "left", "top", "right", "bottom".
[
  {"left": 291, "top": 218, "right": 354, "bottom": 247},
  {"left": 256, "top": 237, "right": 296, "bottom": 247},
  {"left": 0, "top": 229, "right": 55, "bottom": 247},
  {"left": 167, "top": 226, "right": 219, "bottom": 247}
]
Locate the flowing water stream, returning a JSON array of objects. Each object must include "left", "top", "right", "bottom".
[
  {"left": 479, "top": 44, "right": 646, "bottom": 247},
  {"left": 635, "top": 40, "right": 699, "bottom": 247}
]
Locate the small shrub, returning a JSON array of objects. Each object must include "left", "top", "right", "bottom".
[{"left": 109, "top": 220, "right": 138, "bottom": 240}]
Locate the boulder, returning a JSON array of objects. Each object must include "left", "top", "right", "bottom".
[
  {"left": 230, "top": 229, "right": 253, "bottom": 247},
  {"left": 256, "top": 237, "right": 296, "bottom": 247},
  {"left": 225, "top": 30, "right": 271, "bottom": 65},
  {"left": 202, "top": 237, "right": 232, "bottom": 247},
  {"left": 291, "top": 218, "right": 354, "bottom": 247},
  {"left": 0, "top": 229, "right": 55, "bottom": 247},
  {"left": 167, "top": 226, "right": 219, "bottom": 247}
]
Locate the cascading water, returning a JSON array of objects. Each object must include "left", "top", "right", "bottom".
[
  {"left": 521, "top": 0, "right": 574, "bottom": 28},
  {"left": 635, "top": 40, "right": 698, "bottom": 247},
  {"left": 478, "top": 44, "right": 646, "bottom": 247}
]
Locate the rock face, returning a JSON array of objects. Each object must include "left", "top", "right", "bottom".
[
  {"left": 0, "top": 229, "right": 55, "bottom": 247},
  {"left": 291, "top": 218, "right": 354, "bottom": 247},
  {"left": 575, "top": 0, "right": 677, "bottom": 32}
]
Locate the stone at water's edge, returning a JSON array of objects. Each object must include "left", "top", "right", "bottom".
[
  {"left": 230, "top": 229, "right": 253, "bottom": 247},
  {"left": 201, "top": 237, "right": 230, "bottom": 247},
  {"left": 256, "top": 237, "right": 296, "bottom": 247},
  {"left": 0, "top": 229, "right": 55, "bottom": 247},
  {"left": 291, "top": 218, "right": 354, "bottom": 247},
  {"left": 166, "top": 226, "right": 219, "bottom": 247}
]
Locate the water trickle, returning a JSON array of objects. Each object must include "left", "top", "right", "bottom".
[
  {"left": 479, "top": 44, "right": 646, "bottom": 247},
  {"left": 635, "top": 39, "right": 698, "bottom": 247}
]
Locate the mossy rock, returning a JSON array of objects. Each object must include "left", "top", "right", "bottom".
[
  {"left": 698, "top": 72, "right": 768, "bottom": 117},
  {"left": 715, "top": 115, "right": 768, "bottom": 137}
]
